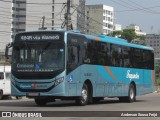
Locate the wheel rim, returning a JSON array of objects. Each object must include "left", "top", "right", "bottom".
[
  {"left": 81, "top": 88, "right": 88, "bottom": 103},
  {"left": 130, "top": 87, "right": 134, "bottom": 100}
]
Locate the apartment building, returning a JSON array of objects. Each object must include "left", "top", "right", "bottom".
[
  {"left": 86, "top": 4, "right": 114, "bottom": 35},
  {"left": 11, "top": 0, "right": 26, "bottom": 41},
  {"left": 145, "top": 34, "right": 160, "bottom": 58},
  {"left": 0, "top": 0, "right": 12, "bottom": 50},
  {"left": 125, "top": 24, "right": 146, "bottom": 36},
  {"left": 11, "top": 0, "right": 86, "bottom": 35}
]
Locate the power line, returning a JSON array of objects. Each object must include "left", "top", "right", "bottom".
[
  {"left": 115, "top": 5, "right": 160, "bottom": 14},
  {"left": 127, "top": 0, "right": 160, "bottom": 14},
  {"left": 0, "top": 0, "right": 65, "bottom": 5}
]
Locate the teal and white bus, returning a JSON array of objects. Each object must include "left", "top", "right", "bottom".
[{"left": 6, "top": 30, "right": 155, "bottom": 106}]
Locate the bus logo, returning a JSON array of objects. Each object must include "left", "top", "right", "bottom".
[{"left": 126, "top": 70, "right": 139, "bottom": 80}]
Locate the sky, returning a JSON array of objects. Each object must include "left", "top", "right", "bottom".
[
  {"left": 86, "top": 0, "right": 160, "bottom": 34},
  {"left": 1, "top": 0, "right": 160, "bottom": 50}
]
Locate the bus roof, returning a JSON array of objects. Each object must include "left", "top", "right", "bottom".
[
  {"left": 67, "top": 31, "right": 153, "bottom": 51},
  {"left": 16, "top": 30, "right": 153, "bottom": 51},
  {"left": 82, "top": 34, "right": 152, "bottom": 51}
]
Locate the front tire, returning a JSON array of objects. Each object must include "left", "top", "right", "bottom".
[{"left": 76, "top": 84, "right": 89, "bottom": 106}]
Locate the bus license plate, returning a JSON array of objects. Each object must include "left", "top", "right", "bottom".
[{"left": 27, "top": 93, "right": 39, "bottom": 97}]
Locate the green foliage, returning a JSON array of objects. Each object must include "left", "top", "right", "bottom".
[
  {"left": 108, "top": 30, "right": 122, "bottom": 37},
  {"left": 156, "top": 78, "right": 160, "bottom": 86},
  {"left": 108, "top": 29, "right": 146, "bottom": 44},
  {"left": 121, "top": 29, "right": 137, "bottom": 42}
]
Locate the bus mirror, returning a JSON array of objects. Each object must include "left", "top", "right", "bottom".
[{"left": 5, "top": 42, "right": 13, "bottom": 59}]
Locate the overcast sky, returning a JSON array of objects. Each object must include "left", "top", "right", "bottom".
[
  {"left": 86, "top": 0, "right": 160, "bottom": 34},
  {"left": 1, "top": 0, "right": 160, "bottom": 50}
]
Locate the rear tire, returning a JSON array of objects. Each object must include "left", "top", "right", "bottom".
[
  {"left": 76, "top": 84, "right": 89, "bottom": 106},
  {"left": 0, "top": 90, "right": 3, "bottom": 100},
  {"left": 34, "top": 98, "right": 47, "bottom": 106},
  {"left": 127, "top": 84, "right": 136, "bottom": 103},
  {"left": 119, "top": 84, "right": 136, "bottom": 103}
]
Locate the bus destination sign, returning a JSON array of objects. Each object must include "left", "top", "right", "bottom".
[{"left": 19, "top": 34, "right": 60, "bottom": 41}]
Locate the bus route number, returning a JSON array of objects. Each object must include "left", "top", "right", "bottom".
[{"left": 84, "top": 73, "right": 92, "bottom": 77}]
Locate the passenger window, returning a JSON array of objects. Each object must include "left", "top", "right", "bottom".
[
  {"left": 111, "top": 45, "right": 122, "bottom": 67},
  {"left": 123, "top": 47, "right": 131, "bottom": 68},
  {"left": 0, "top": 72, "right": 4, "bottom": 79}
]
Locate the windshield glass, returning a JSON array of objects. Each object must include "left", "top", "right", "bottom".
[{"left": 12, "top": 41, "right": 65, "bottom": 72}]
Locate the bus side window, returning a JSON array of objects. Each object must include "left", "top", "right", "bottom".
[
  {"left": 111, "top": 45, "right": 122, "bottom": 67},
  {"left": 67, "top": 45, "right": 80, "bottom": 73}
]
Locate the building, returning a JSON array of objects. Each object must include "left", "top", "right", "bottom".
[
  {"left": 145, "top": 34, "right": 160, "bottom": 58},
  {"left": 86, "top": 4, "right": 114, "bottom": 35},
  {"left": 0, "top": 0, "right": 12, "bottom": 50},
  {"left": 11, "top": 0, "right": 86, "bottom": 40},
  {"left": 114, "top": 24, "right": 122, "bottom": 31},
  {"left": 25, "top": 0, "right": 85, "bottom": 32},
  {"left": 125, "top": 24, "right": 146, "bottom": 36},
  {"left": 52, "top": 0, "right": 86, "bottom": 32},
  {"left": 11, "top": 0, "right": 26, "bottom": 41}
]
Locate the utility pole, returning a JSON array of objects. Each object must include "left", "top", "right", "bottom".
[
  {"left": 42, "top": 16, "right": 45, "bottom": 29},
  {"left": 39, "top": 16, "right": 47, "bottom": 30},
  {"left": 66, "top": 0, "right": 72, "bottom": 30}
]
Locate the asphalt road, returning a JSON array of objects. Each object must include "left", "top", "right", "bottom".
[{"left": 0, "top": 92, "right": 160, "bottom": 120}]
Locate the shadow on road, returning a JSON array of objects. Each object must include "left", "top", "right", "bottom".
[{"left": 0, "top": 99, "right": 147, "bottom": 107}]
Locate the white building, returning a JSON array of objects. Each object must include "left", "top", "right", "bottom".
[
  {"left": 114, "top": 24, "right": 122, "bottom": 31},
  {"left": 26, "top": 0, "right": 85, "bottom": 32},
  {"left": 125, "top": 24, "right": 146, "bottom": 36},
  {"left": 145, "top": 34, "right": 160, "bottom": 58},
  {"left": 11, "top": 0, "right": 86, "bottom": 38},
  {"left": 86, "top": 4, "right": 114, "bottom": 35},
  {"left": 0, "top": 0, "right": 12, "bottom": 50},
  {"left": 11, "top": 0, "right": 26, "bottom": 41}
]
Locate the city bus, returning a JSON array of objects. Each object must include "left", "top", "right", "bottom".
[{"left": 5, "top": 30, "right": 155, "bottom": 106}]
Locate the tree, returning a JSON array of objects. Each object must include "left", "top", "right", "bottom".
[
  {"left": 108, "top": 30, "right": 122, "bottom": 37},
  {"left": 121, "top": 29, "right": 137, "bottom": 42},
  {"left": 108, "top": 29, "right": 146, "bottom": 44}
]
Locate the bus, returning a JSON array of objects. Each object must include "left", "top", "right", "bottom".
[{"left": 5, "top": 30, "right": 155, "bottom": 106}]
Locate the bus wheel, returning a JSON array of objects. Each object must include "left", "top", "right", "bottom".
[
  {"left": 0, "top": 90, "right": 3, "bottom": 100},
  {"left": 34, "top": 98, "right": 47, "bottom": 106},
  {"left": 76, "top": 84, "right": 89, "bottom": 106},
  {"left": 119, "top": 84, "right": 136, "bottom": 103},
  {"left": 127, "top": 84, "right": 136, "bottom": 103}
]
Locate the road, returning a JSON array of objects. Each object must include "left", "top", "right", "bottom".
[{"left": 0, "top": 92, "right": 160, "bottom": 120}]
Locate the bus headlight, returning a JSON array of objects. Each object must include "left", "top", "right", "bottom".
[{"left": 53, "top": 77, "right": 64, "bottom": 87}]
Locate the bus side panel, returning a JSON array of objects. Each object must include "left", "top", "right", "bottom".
[
  {"left": 96, "top": 66, "right": 124, "bottom": 97},
  {"left": 143, "top": 70, "right": 154, "bottom": 94},
  {"left": 122, "top": 68, "right": 144, "bottom": 96},
  {"left": 66, "top": 68, "right": 80, "bottom": 96},
  {"left": 77, "top": 65, "right": 97, "bottom": 97}
]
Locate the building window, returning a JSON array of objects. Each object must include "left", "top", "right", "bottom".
[
  {"left": 103, "top": 16, "right": 105, "bottom": 20},
  {"left": 103, "top": 10, "right": 105, "bottom": 14}
]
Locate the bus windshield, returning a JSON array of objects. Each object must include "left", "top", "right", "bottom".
[{"left": 12, "top": 41, "right": 65, "bottom": 73}]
